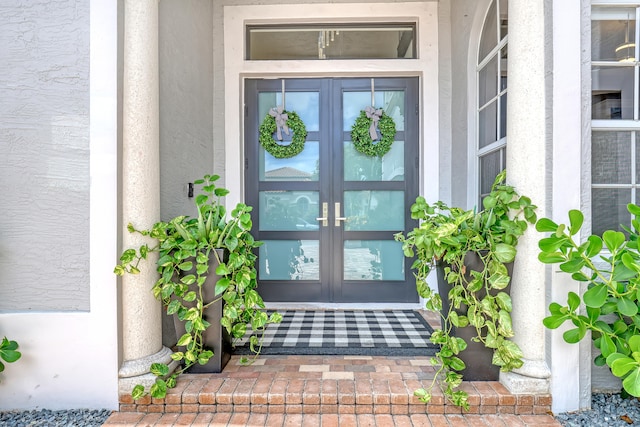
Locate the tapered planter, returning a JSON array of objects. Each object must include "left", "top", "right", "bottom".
[
  {"left": 173, "top": 248, "right": 232, "bottom": 373},
  {"left": 436, "top": 251, "right": 513, "bottom": 381}
]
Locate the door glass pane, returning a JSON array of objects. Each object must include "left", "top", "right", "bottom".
[
  {"left": 259, "top": 92, "right": 319, "bottom": 131},
  {"left": 259, "top": 191, "right": 320, "bottom": 231},
  {"left": 592, "top": 131, "right": 631, "bottom": 184},
  {"left": 344, "top": 141, "right": 404, "bottom": 181},
  {"left": 592, "top": 67, "right": 632, "bottom": 119},
  {"left": 343, "top": 240, "right": 404, "bottom": 281},
  {"left": 259, "top": 142, "right": 320, "bottom": 181},
  {"left": 479, "top": 100, "right": 498, "bottom": 148},
  {"left": 343, "top": 91, "right": 405, "bottom": 131},
  {"left": 592, "top": 189, "right": 631, "bottom": 236},
  {"left": 247, "top": 24, "right": 416, "bottom": 60},
  {"left": 259, "top": 240, "right": 319, "bottom": 280},
  {"left": 344, "top": 191, "right": 404, "bottom": 231}
]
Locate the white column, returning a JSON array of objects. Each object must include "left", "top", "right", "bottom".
[
  {"left": 119, "top": 0, "right": 172, "bottom": 394},
  {"left": 501, "top": 0, "right": 551, "bottom": 394},
  {"left": 549, "top": 0, "right": 591, "bottom": 413}
]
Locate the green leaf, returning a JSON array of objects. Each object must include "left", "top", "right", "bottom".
[
  {"left": 0, "top": 338, "right": 21, "bottom": 364},
  {"left": 567, "top": 292, "right": 580, "bottom": 312},
  {"left": 568, "top": 210, "right": 584, "bottom": 235},
  {"left": 618, "top": 297, "right": 639, "bottom": 317},
  {"left": 150, "top": 379, "right": 167, "bottom": 399},
  {"left": 538, "top": 252, "right": 567, "bottom": 264},
  {"left": 611, "top": 356, "right": 638, "bottom": 377},
  {"left": 215, "top": 277, "right": 231, "bottom": 296},
  {"left": 583, "top": 285, "right": 608, "bottom": 308},
  {"left": 563, "top": 325, "right": 586, "bottom": 344},
  {"left": 215, "top": 263, "right": 230, "bottom": 276},
  {"left": 628, "top": 203, "right": 640, "bottom": 216},
  {"left": 131, "top": 385, "right": 146, "bottom": 400},
  {"left": 494, "top": 243, "right": 516, "bottom": 263},
  {"left": 585, "top": 236, "right": 603, "bottom": 258},
  {"left": 559, "top": 257, "right": 585, "bottom": 274},
  {"left": 150, "top": 363, "right": 169, "bottom": 377},
  {"left": 622, "top": 368, "right": 640, "bottom": 397},
  {"left": 600, "top": 334, "right": 617, "bottom": 358},
  {"left": 629, "top": 335, "right": 640, "bottom": 353},
  {"left": 177, "top": 333, "right": 192, "bottom": 347},
  {"left": 495, "top": 292, "right": 512, "bottom": 312},
  {"left": 603, "top": 230, "right": 626, "bottom": 253},
  {"left": 536, "top": 218, "right": 559, "bottom": 232},
  {"left": 543, "top": 314, "right": 569, "bottom": 329},
  {"left": 538, "top": 236, "right": 568, "bottom": 253}
]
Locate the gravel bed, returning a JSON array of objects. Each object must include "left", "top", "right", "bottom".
[
  {"left": 0, "top": 409, "right": 111, "bottom": 427},
  {"left": 556, "top": 393, "right": 640, "bottom": 426}
]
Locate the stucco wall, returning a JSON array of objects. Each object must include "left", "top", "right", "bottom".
[
  {"left": 0, "top": 0, "right": 90, "bottom": 311},
  {"left": 448, "top": 0, "right": 482, "bottom": 208},
  {"left": 159, "top": 0, "right": 214, "bottom": 221}
]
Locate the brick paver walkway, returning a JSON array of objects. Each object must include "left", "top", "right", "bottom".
[{"left": 103, "top": 311, "right": 561, "bottom": 426}]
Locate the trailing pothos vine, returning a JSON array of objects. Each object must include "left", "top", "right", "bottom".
[
  {"left": 350, "top": 106, "right": 396, "bottom": 157},
  {"left": 395, "top": 171, "right": 537, "bottom": 409},
  {"left": 114, "top": 174, "right": 281, "bottom": 399},
  {"left": 259, "top": 107, "right": 307, "bottom": 159}
]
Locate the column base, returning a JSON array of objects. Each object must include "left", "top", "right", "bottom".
[
  {"left": 118, "top": 346, "right": 177, "bottom": 395},
  {"left": 501, "top": 358, "right": 551, "bottom": 394}
]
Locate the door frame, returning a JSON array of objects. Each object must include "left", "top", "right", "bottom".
[
  {"left": 244, "top": 77, "right": 420, "bottom": 303},
  {"left": 222, "top": 2, "right": 440, "bottom": 214}
]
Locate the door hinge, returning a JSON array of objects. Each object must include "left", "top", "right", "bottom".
[
  {"left": 245, "top": 158, "right": 249, "bottom": 169},
  {"left": 415, "top": 103, "right": 419, "bottom": 115},
  {"left": 415, "top": 157, "right": 419, "bottom": 169},
  {"left": 244, "top": 104, "right": 248, "bottom": 117}
]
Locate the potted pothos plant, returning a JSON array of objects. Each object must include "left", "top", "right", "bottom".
[
  {"left": 537, "top": 204, "right": 640, "bottom": 398},
  {"left": 394, "top": 171, "right": 537, "bottom": 409},
  {"left": 114, "top": 174, "right": 281, "bottom": 399}
]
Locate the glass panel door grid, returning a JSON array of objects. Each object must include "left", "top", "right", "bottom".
[{"left": 245, "top": 78, "right": 418, "bottom": 303}]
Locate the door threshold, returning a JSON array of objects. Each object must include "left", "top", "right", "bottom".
[{"left": 264, "top": 302, "right": 423, "bottom": 310}]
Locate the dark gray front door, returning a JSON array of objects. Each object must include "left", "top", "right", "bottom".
[{"left": 245, "top": 77, "right": 419, "bottom": 303}]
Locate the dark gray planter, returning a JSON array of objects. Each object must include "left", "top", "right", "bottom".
[
  {"left": 436, "top": 251, "right": 513, "bottom": 381},
  {"left": 173, "top": 248, "right": 231, "bottom": 373}
]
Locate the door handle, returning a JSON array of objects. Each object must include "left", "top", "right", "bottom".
[
  {"left": 316, "top": 202, "right": 328, "bottom": 227},
  {"left": 335, "top": 202, "right": 347, "bottom": 227}
]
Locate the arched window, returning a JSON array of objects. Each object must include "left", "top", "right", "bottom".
[{"left": 477, "top": 0, "right": 508, "bottom": 204}]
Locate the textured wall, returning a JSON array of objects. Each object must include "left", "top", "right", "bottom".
[
  {"left": 0, "top": 0, "right": 90, "bottom": 311},
  {"left": 159, "top": 0, "right": 214, "bottom": 221}
]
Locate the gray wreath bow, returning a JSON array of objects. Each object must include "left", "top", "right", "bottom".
[
  {"left": 365, "top": 106, "right": 383, "bottom": 140},
  {"left": 269, "top": 106, "right": 290, "bottom": 141}
]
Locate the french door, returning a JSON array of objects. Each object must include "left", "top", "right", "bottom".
[{"left": 245, "top": 78, "right": 419, "bottom": 303}]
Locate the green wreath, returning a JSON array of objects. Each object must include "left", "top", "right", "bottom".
[
  {"left": 259, "top": 108, "right": 307, "bottom": 159},
  {"left": 350, "top": 107, "right": 396, "bottom": 157}
]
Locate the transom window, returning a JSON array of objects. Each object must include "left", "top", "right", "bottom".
[
  {"left": 591, "top": 4, "right": 640, "bottom": 235},
  {"left": 246, "top": 23, "right": 416, "bottom": 60},
  {"left": 477, "top": 0, "right": 508, "bottom": 205}
]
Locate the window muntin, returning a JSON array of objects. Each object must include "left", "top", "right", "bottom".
[
  {"left": 246, "top": 24, "right": 416, "bottom": 60},
  {"left": 477, "top": 0, "right": 508, "bottom": 204},
  {"left": 591, "top": 5, "right": 640, "bottom": 233}
]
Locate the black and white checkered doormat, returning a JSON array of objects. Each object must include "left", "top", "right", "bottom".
[{"left": 233, "top": 310, "right": 437, "bottom": 356}]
